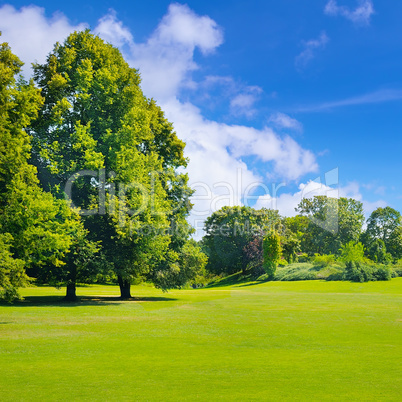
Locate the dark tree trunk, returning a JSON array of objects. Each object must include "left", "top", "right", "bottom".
[
  {"left": 118, "top": 275, "right": 132, "bottom": 299},
  {"left": 64, "top": 265, "right": 77, "bottom": 301},
  {"left": 64, "top": 282, "right": 77, "bottom": 301}
]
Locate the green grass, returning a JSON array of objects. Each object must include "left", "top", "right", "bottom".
[{"left": 1, "top": 279, "right": 401, "bottom": 401}]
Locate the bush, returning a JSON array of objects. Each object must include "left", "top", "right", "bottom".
[
  {"left": 339, "top": 241, "right": 365, "bottom": 264},
  {"left": 326, "top": 270, "right": 345, "bottom": 281},
  {"left": 345, "top": 261, "right": 392, "bottom": 282},
  {"left": 317, "top": 265, "right": 344, "bottom": 280},
  {"left": 391, "top": 266, "right": 402, "bottom": 278},
  {"left": 275, "top": 263, "right": 317, "bottom": 281},
  {"left": 392, "top": 260, "right": 402, "bottom": 277},
  {"left": 297, "top": 253, "right": 310, "bottom": 263},
  {"left": 345, "top": 261, "right": 373, "bottom": 282},
  {"left": 263, "top": 231, "right": 282, "bottom": 279},
  {"left": 313, "top": 254, "right": 336, "bottom": 267},
  {"left": 372, "top": 266, "right": 392, "bottom": 281}
]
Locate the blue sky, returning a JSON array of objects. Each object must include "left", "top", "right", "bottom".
[{"left": 1, "top": 0, "right": 401, "bottom": 235}]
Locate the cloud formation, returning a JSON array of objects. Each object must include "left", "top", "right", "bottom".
[
  {"left": 298, "top": 88, "right": 402, "bottom": 112},
  {"left": 324, "top": 0, "right": 374, "bottom": 26},
  {"left": 268, "top": 112, "right": 303, "bottom": 131},
  {"left": 94, "top": 4, "right": 224, "bottom": 103},
  {"left": 295, "top": 31, "right": 329, "bottom": 68},
  {"left": 0, "top": 4, "right": 87, "bottom": 76},
  {"left": 229, "top": 86, "right": 263, "bottom": 118}
]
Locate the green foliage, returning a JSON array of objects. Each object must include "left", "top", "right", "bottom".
[
  {"left": 297, "top": 196, "right": 364, "bottom": 255},
  {"left": 344, "top": 261, "right": 391, "bottom": 282},
  {"left": 313, "top": 253, "right": 336, "bottom": 267},
  {"left": 281, "top": 229, "right": 301, "bottom": 263},
  {"left": 263, "top": 231, "right": 282, "bottom": 279},
  {"left": 363, "top": 207, "right": 402, "bottom": 260},
  {"left": 274, "top": 263, "right": 317, "bottom": 281},
  {"left": 29, "top": 31, "right": 191, "bottom": 296},
  {"left": 0, "top": 37, "right": 84, "bottom": 301},
  {"left": 366, "top": 238, "right": 392, "bottom": 264},
  {"left": 297, "top": 253, "right": 310, "bottom": 263},
  {"left": 149, "top": 240, "right": 208, "bottom": 290},
  {"left": 345, "top": 261, "right": 372, "bottom": 282},
  {"left": 338, "top": 241, "right": 365, "bottom": 263},
  {"left": 284, "top": 215, "right": 313, "bottom": 255},
  {"left": 0, "top": 234, "right": 27, "bottom": 302},
  {"left": 373, "top": 266, "right": 392, "bottom": 281},
  {"left": 204, "top": 206, "right": 281, "bottom": 275}
]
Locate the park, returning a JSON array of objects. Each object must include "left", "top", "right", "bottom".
[{"left": 1, "top": 2, "right": 402, "bottom": 400}]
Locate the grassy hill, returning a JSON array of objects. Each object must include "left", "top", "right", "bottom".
[{"left": 1, "top": 279, "right": 401, "bottom": 401}]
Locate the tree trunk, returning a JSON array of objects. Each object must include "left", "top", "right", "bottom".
[
  {"left": 64, "top": 282, "right": 77, "bottom": 301},
  {"left": 64, "top": 265, "right": 77, "bottom": 301},
  {"left": 118, "top": 276, "right": 132, "bottom": 299}
]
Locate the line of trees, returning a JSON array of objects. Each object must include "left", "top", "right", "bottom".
[
  {"left": 0, "top": 31, "right": 207, "bottom": 302},
  {"left": 1, "top": 31, "right": 400, "bottom": 301},
  {"left": 202, "top": 201, "right": 402, "bottom": 279}
]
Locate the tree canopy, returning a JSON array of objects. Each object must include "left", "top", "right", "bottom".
[
  {"left": 29, "top": 30, "right": 194, "bottom": 298},
  {"left": 0, "top": 37, "right": 84, "bottom": 301}
]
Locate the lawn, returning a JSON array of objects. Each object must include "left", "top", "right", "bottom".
[{"left": 1, "top": 279, "right": 401, "bottom": 401}]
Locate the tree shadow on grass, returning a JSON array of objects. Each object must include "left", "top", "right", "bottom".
[
  {"left": 1, "top": 295, "right": 177, "bottom": 307},
  {"left": 206, "top": 272, "right": 267, "bottom": 289},
  {"left": 236, "top": 280, "right": 268, "bottom": 288}
]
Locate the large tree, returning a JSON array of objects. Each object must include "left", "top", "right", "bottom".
[
  {"left": 0, "top": 37, "right": 83, "bottom": 301},
  {"left": 296, "top": 196, "right": 364, "bottom": 255},
  {"left": 29, "top": 31, "right": 192, "bottom": 298},
  {"left": 362, "top": 207, "right": 402, "bottom": 260},
  {"left": 203, "top": 206, "right": 281, "bottom": 275}
]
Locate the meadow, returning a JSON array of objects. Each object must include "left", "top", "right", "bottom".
[{"left": 1, "top": 279, "right": 401, "bottom": 401}]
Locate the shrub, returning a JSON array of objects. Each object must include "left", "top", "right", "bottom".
[
  {"left": 274, "top": 263, "right": 317, "bottom": 281},
  {"left": 313, "top": 254, "right": 336, "bottom": 267},
  {"left": 391, "top": 266, "right": 402, "bottom": 278},
  {"left": 345, "top": 261, "right": 373, "bottom": 282},
  {"left": 345, "top": 262, "right": 392, "bottom": 282},
  {"left": 263, "top": 231, "right": 282, "bottom": 279},
  {"left": 372, "top": 266, "right": 392, "bottom": 281},
  {"left": 297, "top": 253, "right": 310, "bottom": 263},
  {"left": 339, "top": 241, "right": 365, "bottom": 264}
]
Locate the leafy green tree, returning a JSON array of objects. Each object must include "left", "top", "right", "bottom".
[
  {"left": 338, "top": 241, "right": 365, "bottom": 264},
  {"left": 363, "top": 207, "right": 402, "bottom": 260},
  {"left": 366, "top": 239, "right": 392, "bottom": 264},
  {"left": 281, "top": 229, "right": 301, "bottom": 263},
  {"left": 0, "top": 37, "right": 83, "bottom": 301},
  {"left": 30, "top": 31, "right": 191, "bottom": 298},
  {"left": 296, "top": 196, "right": 364, "bottom": 255},
  {"left": 203, "top": 206, "right": 281, "bottom": 275},
  {"left": 263, "top": 231, "right": 282, "bottom": 279},
  {"left": 149, "top": 239, "right": 208, "bottom": 290},
  {"left": 284, "top": 215, "right": 313, "bottom": 255}
]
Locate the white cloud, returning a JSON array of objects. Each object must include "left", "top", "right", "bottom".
[
  {"left": 324, "top": 0, "right": 374, "bottom": 26},
  {"left": 96, "top": 3, "right": 224, "bottom": 103},
  {"left": 0, "top": 4, "right": 87, "bottom": 76},
  {"left": 94, "top": 10, "right": 133, "bottom": 48},
  {"left": 229, "top": 86, "right": 262, "bottom": 118},
  {"left": 295, "top": 31, "right": 329, "bottom": 68},
  {"left": 298, "top": 88, "right": 402, "bottom": 112},
  {"left": 268, "top": 112, "right": 303, "bottom": 131}
]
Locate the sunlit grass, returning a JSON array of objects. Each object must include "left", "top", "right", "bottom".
[{"left": 1, "top": 279, "right": 401, "bottom": 401}]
